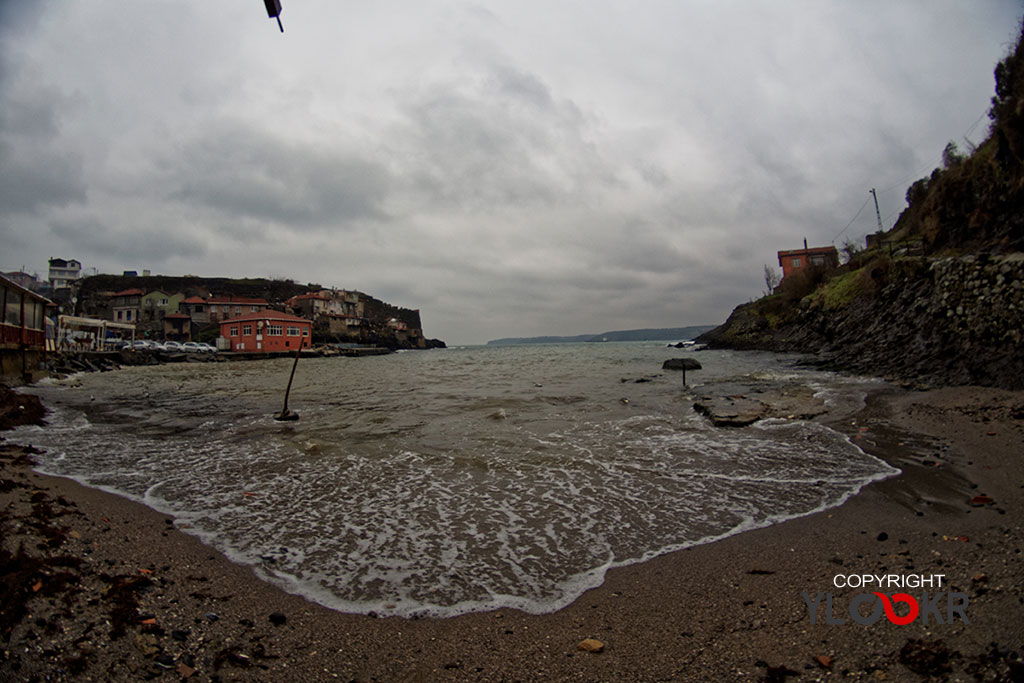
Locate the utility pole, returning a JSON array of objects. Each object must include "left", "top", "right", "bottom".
[{"left": 870, "top": 188, "right": 883, "bottom": 234}]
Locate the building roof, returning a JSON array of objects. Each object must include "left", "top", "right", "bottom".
[
  {"left": 288, "top": 293, "right": 330, "bottom": 302},
  {"left": 207, "top": 296, "right": 268, "bottom": 305},
  {"left": 181, "top": 296, "right": 206, "bottom": 304},
  {"left": 164, "top": 313, "right": 192, "bottom": 320},
  {"left": 777, "top": 246, "right": 838, "bottom": 258},
  {"left": 111, "top": 288, "right": 144, "bottom": 297},
  {"left": 218, "top": 310, "right": 311, "bottom": 325}
]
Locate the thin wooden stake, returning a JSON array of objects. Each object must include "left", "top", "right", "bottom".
[{"left": 275, "top": 345, "right": 302, "bottom": 421}]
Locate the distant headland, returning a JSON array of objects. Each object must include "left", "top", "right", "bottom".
[{"left": 486, "top": 326, "right": 715, "bottom": 346}]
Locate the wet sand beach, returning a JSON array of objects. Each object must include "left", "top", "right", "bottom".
[{"left": 1, "top": 384, "right": 1022, "bottom": 681}]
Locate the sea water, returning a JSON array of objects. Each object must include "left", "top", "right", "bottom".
[{"left": 9, "top": 343, "right": 897, "bottom": 617}]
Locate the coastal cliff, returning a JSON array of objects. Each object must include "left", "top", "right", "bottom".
[
  {"left": 699, "top": 253, "right": 1024, "bottom": 388},
  {"left": 700, "top": 24, "right": 1024, "bottom": 390}
]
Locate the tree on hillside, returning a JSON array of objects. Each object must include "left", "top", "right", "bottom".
[
  {"left": 942, "top": 141, "right": 965, "bottom": 169},
  {"left": 763, "top": 264, "right": 781, "bottom": 296}
]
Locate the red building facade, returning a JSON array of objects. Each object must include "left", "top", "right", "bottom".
[
  {"left": 777, "top": 245, "right": 839, "bottom": 280},
  {"left": 219, "top": 310, "right": 311, "bottom": 353}
]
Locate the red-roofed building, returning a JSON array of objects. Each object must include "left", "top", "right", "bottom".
[
  {"left": 181, "top": 295, "right": 269, "bottom": 325},
  {"left": 777, "top": 242, "right": 839, "bottom": 280},
  {"left": 163, "top": 313, "right": 193, "bottom": 342},
  {"left": 218, "top": 310, "right": 311, "bottom": 352},
  {"left": 284, "top": 292, "right": 332, "bottom": 318},
  {"left": 285, "top": 290, "right": 362, "bottom": 319},
  {"left": 206, "top": 296, "right": 269, "bottom": 323},
  {"left": 110, "top": 289, "right": 144, "bottom": 324}
]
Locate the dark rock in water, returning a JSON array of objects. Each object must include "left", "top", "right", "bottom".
[
  {"left": 663, "top": 358, "right": 701, "bottom": 371},
  {"left": 0, "top": 386, "right": 48, "bottom": 431},
  {"left": 693, "top": 395, "right": 767, "bottom": 427}
]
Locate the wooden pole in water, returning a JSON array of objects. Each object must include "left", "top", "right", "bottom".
[{"left": 275, "top": 345, "right": 302, "bottom": 421}]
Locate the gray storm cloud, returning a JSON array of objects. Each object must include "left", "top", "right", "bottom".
[{"left": 0, "top": 1, "right": 1019, "bottom": 343}]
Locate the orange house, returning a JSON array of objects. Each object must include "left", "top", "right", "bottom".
[
  {"left": 219, "top": 310, "right": 312, "bottom": 353},
  {"left": 777, "top": 242, "right": 839, "bottom": 280}
]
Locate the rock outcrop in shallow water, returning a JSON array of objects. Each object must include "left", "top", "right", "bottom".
[{"left": 691, "top": 383, "right": 827, "bottom": 427}]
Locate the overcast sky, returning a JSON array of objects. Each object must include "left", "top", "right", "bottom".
[{"left": 1, "top": 1, "right": 1020, "bottom": 344}]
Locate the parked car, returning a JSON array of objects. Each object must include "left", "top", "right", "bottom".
[
  {"left": 132, "top": 340, "right": 155, "bottom": 351},
  {"left": 104, "top": 339, "right": 130, "bottom": 350},
  {"left": 162, "top": 341, "right": 183, "bottom": 352},
  {"left": 197, "top": 342, "right": 218, "bottom": 354},
  {"left": 181, "top": 342, "right": 201, "bottom": 353}
]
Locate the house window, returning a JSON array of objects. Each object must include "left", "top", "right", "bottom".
[
  {"left": 791, "top": 257, "right": 801, "bottom": 268},
  {"left": 268, "top": 325, "right": 283, "bottom": 336},
  {"left": 243, "top": 325, "right": 252, "bottom": 336},
  {"left": 116, "top": 310, "right": 123, "bottom": 321},
  {"left": 810, "top": 255, "right": 826, "bottom": 266},
  {"left": 251, "top": 305, "right": 259, "bottom": 312},
  {"left": 210, "top": 305, "right": 217, "bottom": 313},
  {"left": 159, "top": 299, "right": 168, "bottom": 306},
  {"left": 287, "top": 326, "right": 301, "bottom": 336},
  {"left": 229, "top": 326, "right": 239, "bottom": 337},
  {"left": 302, "top": 328, "right": 309, "bottom": 337},
  {"left": 235, "top": 306, "right": 242, "bottom": 314},
  {"left": 126, "top": 310, "right": 133, "bottom": 321},
  {"left": 194, "top": 304, "right": 204, "bottom": 312}
]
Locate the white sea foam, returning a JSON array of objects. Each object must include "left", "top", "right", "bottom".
[{"left": 8, "top": 344, "right": 899, "bottom": 618}]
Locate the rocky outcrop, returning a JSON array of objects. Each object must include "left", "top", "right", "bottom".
[
  {"left": 0, "top": 385, "right": 47, "bottom": 431},
  {"left": 691, "top": 383, "right": 827, "bottom": 427},
  {"left": 699, "top": 253, "right": 1024, "bottom": 389},
  {"left": 693, "top": 395, "right": 767, "bottom": 427}
]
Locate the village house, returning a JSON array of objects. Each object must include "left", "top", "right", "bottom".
[
  {"left": 180, "top": 295, "right": 269, "bottom": 326},
  {"left": 180, "top": 296, "right": 211, "bottom": 325},
  {"left": 2, "top": 271, "right": 44, "bottom": 293},
  {"left": 163, "top": 313, "right": 192, "bottom": 342},
  {"left": 207, "top": 296, "right": 270, "bottom": 323},
  {"left": 218, "top": 310, "right": 311, "bottom": 353},
  {"left": 140, "top": 290, "right": 185, "bottom": 323},
  {"left": 285, "top": 292, "right": 332, "bottom": 318},
  {"left": 285, "top": 289, "right": 362, "bottom": 319},
  {"left": 285, "top": 290, "right": 368, "bottom": 340},
  {"left": 326, "top": 314, "right": 364, "bottom": 336},
  {"left": 777, "top": 240, "right": 839, "bottom": 281},
  {"left": 110, "top": 289, "right": 144, "bottom": 325},
  {"left": 47, "top": 258, "right": 81, "bottom": 291}
]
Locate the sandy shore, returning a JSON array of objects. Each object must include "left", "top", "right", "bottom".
[{"left": 2, "top": 384, "right": 1022, "bottom": 681}]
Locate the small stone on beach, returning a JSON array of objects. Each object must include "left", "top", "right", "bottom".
[{"left": 578, "top": 638, "right": 604, "bottom": 653}]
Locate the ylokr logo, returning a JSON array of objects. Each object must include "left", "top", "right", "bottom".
[{"left": 802, "top": 574, "right": 970, "bottom": 626}]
